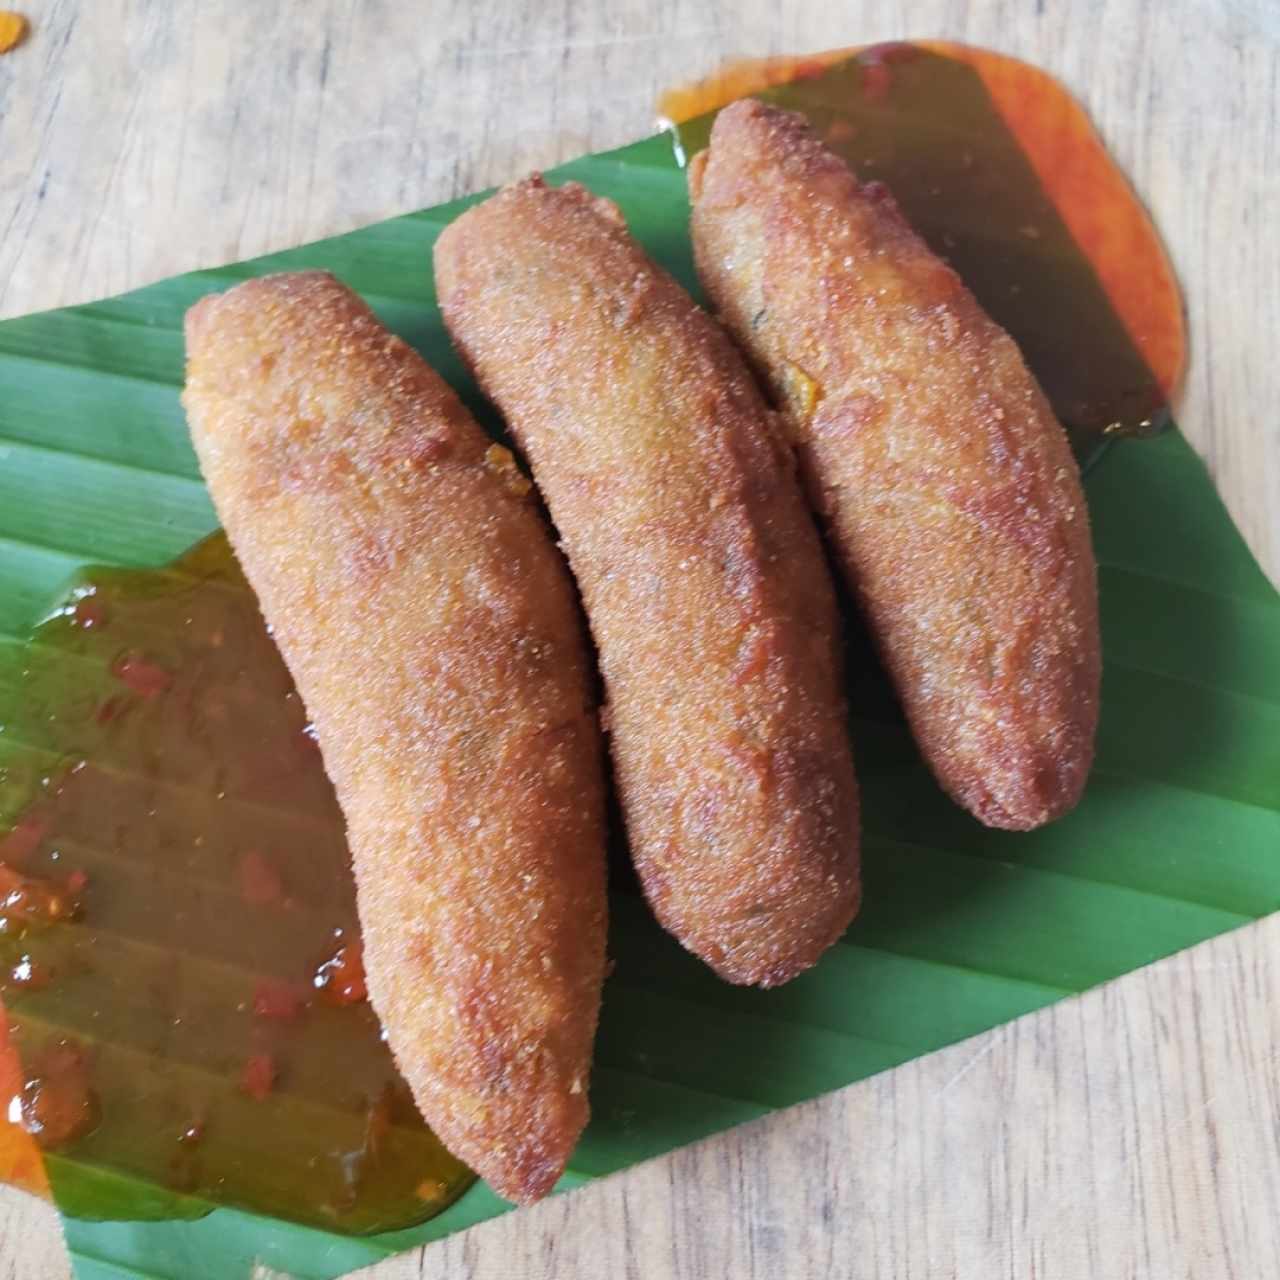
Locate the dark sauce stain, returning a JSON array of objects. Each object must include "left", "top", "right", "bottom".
[
  {"left": 664, "top": 42, "right": 1186, "bottom": 440},
  {"left": 0, "top": 534, "right": 473, "bottom": 1232}
]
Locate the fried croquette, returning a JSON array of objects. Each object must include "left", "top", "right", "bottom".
[
  {"left": 182, "top": 271, "right": 607, "bottom": 1204},
  {"left": 434, "top": 178, "right": 860, "bottom": 987},
  {"left": 688, "top": 100, "right": 1100, "bottom": 830}
]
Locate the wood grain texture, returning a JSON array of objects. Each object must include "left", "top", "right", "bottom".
[{"left": 0, "top": 1, "right": 1277, "bottom": 1276}]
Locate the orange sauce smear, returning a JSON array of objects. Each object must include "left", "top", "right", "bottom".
[
  {"left": 659, "top": 41, "right": 1186, "bottom": 408},
  {"left": 0, "top": 1017, "right": 49, "bottom": 1197},
  {"left": 0, "top": 11, "right": 28, "bottom": 56}
]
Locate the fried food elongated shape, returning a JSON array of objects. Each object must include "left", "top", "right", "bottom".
[
  {"left": 435, "top": 178, "right": 860, "bottom": 987},
  {"left": 182, "top": 271, "right": 607, "bottom": 1204},
  {"left": 688, "top": 100, "right": 1100, "bottom": 830}
]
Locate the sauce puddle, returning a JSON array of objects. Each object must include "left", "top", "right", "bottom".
[{"left": 0, "top": 535, "right": 472, "bottom": 1232}]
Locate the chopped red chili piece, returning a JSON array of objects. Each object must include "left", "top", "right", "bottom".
[
  {"left": 237, "top": 849, "right": 284, "bottom": 908},
  {"left": 18, "top": 1040, "right": 100, "bottom": 1149},
  {"left": 251, "top": 977, "right": 306, "bottom": 1020},
  {"left": 112, "top": 652, "right": 173, "bottom": 698},
  {"left": 239, "top": 1053, "right": 276, "bottom": 1102},
  {"left": 0, "top": 816, "right": 46, "bottom": 865},
  {"left": 72, "top": 596, "right": 108, "bottom": 629},
  {"left": 313, "top": 939, "right": 367, "bottom": 1006}
]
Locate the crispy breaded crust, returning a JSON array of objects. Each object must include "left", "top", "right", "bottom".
[
  {"left": 435, "top": 178, "right": 860, "bottom": 987},
  {"left": 689, "top": 100, "right": 1100, "bottom": 830},
  {"left": 182, "top": 271, "right": 607, "bottom": 1203}
]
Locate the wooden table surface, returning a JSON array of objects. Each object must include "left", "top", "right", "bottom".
[{"left": 1, "top": 2, "right": 1277, "bottom": 1276}]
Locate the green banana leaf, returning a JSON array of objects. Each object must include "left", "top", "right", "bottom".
[{"left": 0, "top": 51, "right": 1278, "bottom": 1280}]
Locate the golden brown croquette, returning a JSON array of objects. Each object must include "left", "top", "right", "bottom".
[
  {"left": 689, "top": 100, "right": 1100, "bottom": 830},
  {"left": 435, "top": 178, "right": 860, "bottom": 987},
  {"left": 182, "top": 271, "right": 607, "bottom": 1203}
]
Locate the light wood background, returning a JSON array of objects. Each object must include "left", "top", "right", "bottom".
[{"left": 1, "top": 2, "right": 1277, "bottom": 1277}]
